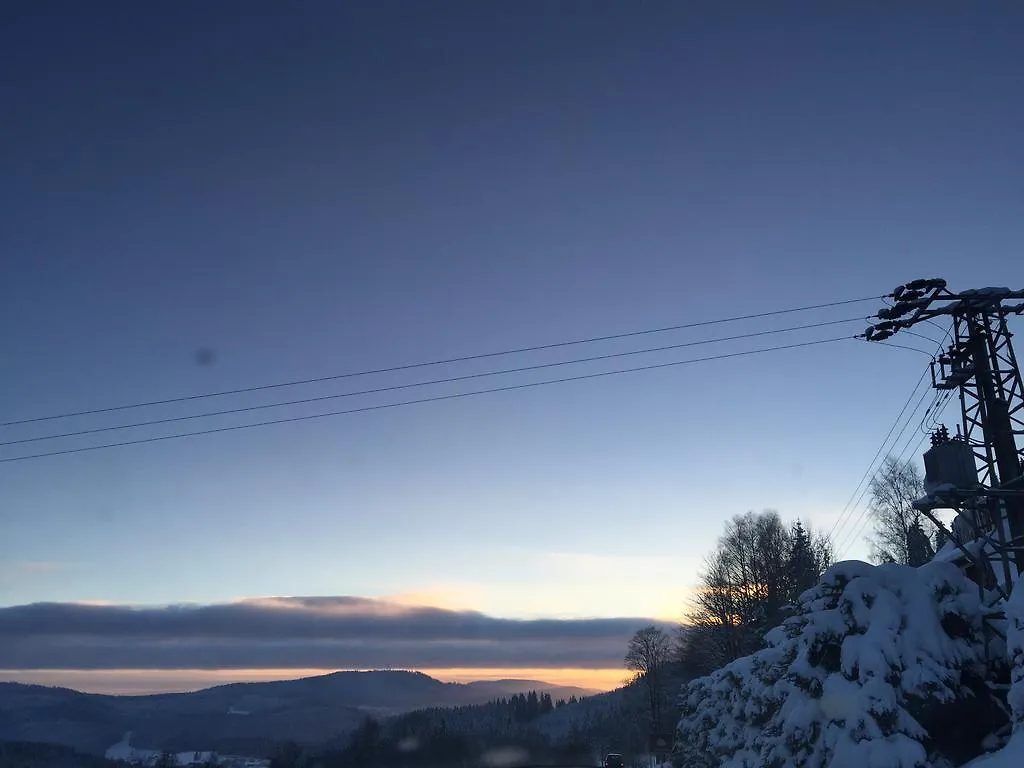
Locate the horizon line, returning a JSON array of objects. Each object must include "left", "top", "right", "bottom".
[{"left": 0, "top": 666, "right": 629, "bottom": 696}]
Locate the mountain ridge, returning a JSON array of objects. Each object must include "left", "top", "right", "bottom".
[{"left": 0, "top": 670, "right": 600, "bottom": 757}]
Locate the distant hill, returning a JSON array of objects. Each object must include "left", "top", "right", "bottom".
[
  {"left": 454, "top": 678, "right": 598, "bottom": 705},
  {"left": 292, "top": 678, "right": 674, "bottom": 768},
  {"left": 531, "top": 670, "right": 689, "bottom": 756},
  {"left": 0, "top": 671, "right": 598, "bottom": 758},
  {"left": 533, "top": 680, "right": 642, "bottom": 739}
]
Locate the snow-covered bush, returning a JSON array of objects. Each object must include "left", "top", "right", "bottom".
[
  {"left": 676, "top": 560, "right": 997, "bottom": 768},
  {"left": 1006, "top": 576, "right": 1024, "bottom": 726},
  {"left": 960, "top": 578, "right": 1024, "bottom": 768}
]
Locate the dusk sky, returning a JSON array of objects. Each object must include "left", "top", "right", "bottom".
[{"left": 2, "top": 1, "right": 1023, "bottom": 693}]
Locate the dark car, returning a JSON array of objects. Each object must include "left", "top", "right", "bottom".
[{"left": 603, "top": 754, "right": 625, "bottom": 768}]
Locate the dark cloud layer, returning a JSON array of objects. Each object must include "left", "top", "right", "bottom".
[{"left": 0, "top": 597, "right": 661, "bottom": 670}]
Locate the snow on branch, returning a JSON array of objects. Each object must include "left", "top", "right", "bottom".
[{"left": 676, "top": 560, "right": 995, "bottom": 768}]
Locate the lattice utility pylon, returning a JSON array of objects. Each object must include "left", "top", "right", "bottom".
[{"left": 864, "top": 280, "right": 1024, "bottom": 589}]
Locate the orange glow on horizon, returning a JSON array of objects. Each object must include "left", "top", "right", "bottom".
[
  {"left": 421, "top": 667, "right": 626, "bottom": 691},
  {"left": 0, "top": 667, "right": 626, "bottom": 695}
]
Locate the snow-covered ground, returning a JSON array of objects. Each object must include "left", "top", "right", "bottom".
[
  {"left": 963, "top": 733, "right": 1024, "bottom": 767},
  {"left": 105, "top": 732, "right": 268, "bottom": 767}
]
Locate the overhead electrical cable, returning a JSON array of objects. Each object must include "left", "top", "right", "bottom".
[
  {"left": 833, "top": 386, "right": 941, "bottom": 553},
  {"left": 0, "top": 295, "right": 882, "bottom": 427},
  {"left": 834, "top": 383, "right": 949, "bottom": 557},
  {"left": 0, "top": 317, "right": 865, "bottom": 448},
  {"left": 901, "top": 330, "right": 944, "bottom": 346},
  {"left": 831, "top": 383, "right": 939, "bottom": 555},
  {"left": 829, "top": 317, "right": 954, "bottom": 549},
  {"left": 826, "top": 364, "right": 933, "bottom": 543},
  {"left": 0, "top": 335, "right": 853, "bottom": 464},
  {"left": 871, "top": 341, "right": 938, "bottom": 358},
  {"left": 838, "top": 427, "right": 935, "bottom": 558}
]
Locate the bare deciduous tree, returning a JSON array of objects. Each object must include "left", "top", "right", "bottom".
[
  {"left": 681, "top": 511, "right": 833, "bottom": 678},
  {"left": 866, "top": 456, "right": 935, "bottom": 566},
  {"left": 625, "top": 625, "right": 672, "bottom": 730}
]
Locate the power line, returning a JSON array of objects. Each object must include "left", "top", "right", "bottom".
[
  {"left": 828, "top": 317, "right": 954, "bottom": 549},
  {"left": 831, "top": 383, "right": 938, "bottom": 554},
  {"left": 1, "top": 317, "right": 864, "bottom": 448},
  {"left": 871, "top": 341, "right": 937, "bottom": 359},
  {"left": 826, "top": 363, "right": 933, "bottom": 543},
  {"left": 921, "top": 389, "right": 955, "bottom": 434},
  {"left": 834, "top": 385, "right": 947, "bottom": 557},
  {"left": 0, "top": 295, "right": 882, "bottom": 428},
  {"left": 831, "top": 387, "right": 937, "bottom": 557},
  {"left": 839, "top": 431, "right": 933, "bottom": 558},
  {"left": 901, "top": 329, "right": 943, "bottom": 346},
  {"left": 838, "top": 405, "right": 941, "bottom": 558},
  {"left": 0, "top": 335, "right": 853, "bottom": 464}
]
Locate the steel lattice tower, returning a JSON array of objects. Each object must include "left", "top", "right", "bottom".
[{"left": 864, "top": 280, "right": 1024, "bottom": 589}]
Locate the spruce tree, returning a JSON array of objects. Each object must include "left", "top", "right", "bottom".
[{"left": 787, "top": 519, "right": 818, "bottom": 600}]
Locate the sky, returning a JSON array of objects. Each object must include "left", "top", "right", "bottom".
[{"left": 1, "top": 1, "right": 1023, "bottom": 693}]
